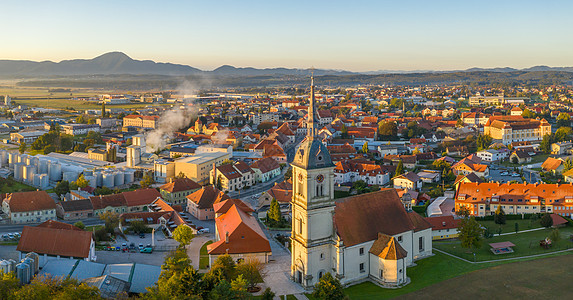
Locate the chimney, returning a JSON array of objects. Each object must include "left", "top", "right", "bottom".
[
  {"left": 225, "top": 232, "right": 229, "bottom": 243},
  {"left": 442, "top": 222, "right": 446, "bottom": 227}
]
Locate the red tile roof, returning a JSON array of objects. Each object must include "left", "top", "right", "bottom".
[
  {"left": 425, "top": 215, "right": 461, "bottom": 230},
  {"left": 3, "top": 191, "right": 56, "bottom": 212},
  {"left": 186, "top": 186, "right": 229, "bottom": 209},
  {"left": 160, "top": 177, "right": 201, "bottom": 193},
  {"left": 250, "top": 157, "right": 280, "bottom": 174},
  {"left": 122, "top": 188, "right": 162, "bottom": 207},
  {"left": 17, "top": 225, "right": 93, "bottom": 258},
  {"left": 37, "top": 220, "right": 83, "bottom": 231},
  {"left": 334, "top": 189, "right": 415, "bottom": 247},
  {"left": 89, "top": 194, "right": 127, "bottom": 210}
]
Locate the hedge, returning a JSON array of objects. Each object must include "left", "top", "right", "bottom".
[
  {"left": 412, "top": 200, "right": 431, "bottom": 215},
  {"left": 475, "top": 213, "right": 542, "bottom": 221}
]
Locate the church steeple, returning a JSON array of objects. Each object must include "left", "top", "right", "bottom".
[{"left": 307, "top": 71, "right": 318, "bottom": 139}]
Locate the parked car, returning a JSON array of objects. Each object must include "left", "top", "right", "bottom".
[
  {"left": 512, "top": 173, "right": 520, "bottom": 177},
  {"left": 139, "top": 233, "right": 145, "bottom": 239},
  {"left": 140, "top": 247, "right": 153, "bottom": 254},
  {"left": 138, "top": 244, "right": 144, "bottom": 250},
  {"left": 500, "top": 172, "right": 509, "bottom": 176},
  {"left": 198, "top": 228, "right": 210, "bottom": 234}
]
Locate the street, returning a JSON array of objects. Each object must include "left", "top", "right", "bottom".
[{"left": 0, "top": 217, "right": 104, "bottom": 234}]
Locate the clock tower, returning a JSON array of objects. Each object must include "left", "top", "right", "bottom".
[{"left": 290, "top": 74, "right": 336, "bottom": 288}]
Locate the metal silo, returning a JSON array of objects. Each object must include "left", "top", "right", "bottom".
[{"left": 16, "top": 263, "right": 30, "bottom": 284}]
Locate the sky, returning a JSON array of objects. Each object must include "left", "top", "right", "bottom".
[{"left": 2, "top": 0, "right": 573, "bottom": 72}]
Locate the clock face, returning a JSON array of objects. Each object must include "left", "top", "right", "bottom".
[
  {"left": 298, "top": 173, "right": 304, "bottom": 182},
  {"left": 316, "top": 174, "right": 324, "bottom": 183}
]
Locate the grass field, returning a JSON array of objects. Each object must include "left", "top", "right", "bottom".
[
  {"left": 0, "top": 177, "right": 36, "bottom": 193},
  {"left": 199, "top": 240, "right": 213, "bottom": 269},
  {"left": 478, "top": 219, "right": 542, "bottom": 234},
  {"left": 398, "top": 254, "right": 573, "bottom": 299},
  {"left": 434, "top": 226, "right": 573, "bottom": 262}
]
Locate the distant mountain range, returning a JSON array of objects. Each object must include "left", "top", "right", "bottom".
[{"left": 1, "top": 51, "right": 572, "bottom": 76}]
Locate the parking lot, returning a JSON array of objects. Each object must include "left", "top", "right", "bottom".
[{"left": 488, "top": 167, "right": 524, "bottom": 183}]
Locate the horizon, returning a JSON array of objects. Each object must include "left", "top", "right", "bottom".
[{"left": 3, "top": 0, "right": 573, "bottom": 71}]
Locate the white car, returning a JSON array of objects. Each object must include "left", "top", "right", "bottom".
[
  {"left": 500, "top": 172, "right": 509, "bottom": 176},
  {"left": 512, "top": 173, "right": 521, "bottom": 177},
  {"left": 197, "top": 228, "right": 210, "bottom": 234}
]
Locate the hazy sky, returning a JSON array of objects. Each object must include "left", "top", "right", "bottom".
[{"left": 3, "top": 0, "right": 573, "bottom": 71}]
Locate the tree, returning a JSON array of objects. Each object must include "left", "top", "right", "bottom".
[
  {"left": 540, "top": 134, "right": 553, "bottom": 154},
  {"left": 554, "top": 126, "right": 572, "bottom": 142},
  {"left": 395, "top": 160, "right": 404, "bottom": 176},
  {"left": 128, "top": 220, "right": 149, "bottom": 234},
  {"left": 361, "top": 141, "right": 369, "bottom": 154},
  {"left": 514, "top": 222, "right": 519, "bottom": 233},
  {"left": 236, "top": 259, "right": 264, "bottom": 290},
  {"left": 557, "top": 112, "right": 571, "bottom": 127},
  {"left": 493, "top": 205, "right": 505, "bottom": 225},
  {"left": 74, "top": 174, "right": 90, "bottom": 188},
  {"left": 550, "top": 228, "right": 560, "bottom": 242},
  {"left": 476, "top": 134, "right": 493, "bottom": 151},
  {"left": 54, "top": 180, "right": 70, "bottom": 196},
  {"left": 100, "top": 211, "right": 119, "bottom": 234},
  {"left": 172, "top": 225, "right": 194, "bottom": 249},
  {"left": 140, "top": 172, "right": 155, "bottom": 188},
  {"left": 216, "top": 175, "right": 223, "bottom": 190},
  {"left": 267, "top": 198, "right": 282, "bottom": 226},
  {"left": 521, "top": 108, "right": 536, "bottom": 118},
  {"left": 221, "top": 159, "right": 233, "bottom": 165},
  {"left": 101, "top": 102, "right": 106, "bottom": 118},
  {"left": 176, "top": 171, "right": 187, "bottom": 179},
  {"left": 458, "top": 216, "right": 484, "bottom": 250},
  {"left": 340, "top": 123, "right": 348, "bottom": 139},
  {"left": 285, "top": 167, "right": 292, "bottom": 180},
  {"left": 378, "top": 120, "right": 398, "bottom": 138},
  {"left": 19, "top": 142, "right": 27, "bottom": 154},
  {"left": 511, "top": 155, "right": 518, "bottom": 164},
  {"left": 312, "top": 272, "right": 346, "bottom": 300},
  {"left": 261, "top": 288, "right": 275, "bottom": 300},
  {"left": 73, "top": 221, "right": 85, "bottom": 230},
  {"left": 540, "top": 213, "right": 553, "bottom": 228},
  {"left": 210, "top": 254, "right": 237, "bottom": 282}
]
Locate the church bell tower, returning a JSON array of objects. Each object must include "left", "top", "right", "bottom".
[{"left": 290, "top": 73, "right": 336, "bottom": 288}]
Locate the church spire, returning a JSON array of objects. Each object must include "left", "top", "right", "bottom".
[{"left": 308, "top": 70, "right": 317, "bottom": 139}]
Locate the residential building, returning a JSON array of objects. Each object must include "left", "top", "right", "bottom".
[
  {"left": 1, "top": 191, "right": 57, "bottom": 224},
  {"left": 551, "top": 141, "right": 573, "bottom": 155},
  {"left": 61, "top": 124, "right": 101, "bottom": 136},
  {"left": 334, "top": 159, "right": 390, "bottom": 186},
  {"left": 510, "top": 106, "right": 523, "bottom": 116},
  {"left": 393, "top": 172, "right": 423, "bottom": 191},
  {"left": 122, "top": 188, "right": 162, "bottom": 212},
  {"left": 174, "top": 152, "right": 231, "bottom": 185},
  {"left": 416, "top": 170, "right": 441, "bottom": 184},
  {"left": 509, "top": 150, "right": 532, "bottom": 164},
  {"left": 476, "top": 149, "right": 509, "bottom": 162},
  {"left": 56, "top": 199, "right": 94, "bottom": 220},
  {"left": 454, "top": 182, "right": 573, "bottom": 217},
  {"left": 541, "top": 157, "right": 565, "bottom": 174},
  {"left": 96, "top": 118, "right": 117, "bottom": 129},
  {"left": 452, "top": 157, "right": 489, "bottom": 178},
  {"left": 122, "top": 115, "right": 159, "bottom": 129},
  {"left": 210, "top": 161, "right": 255, "bottom": 192},
  {"left": 186, "top": 186, "right": 230, "bottom": 220},
  {"left": 258, "top": 179, "right": 292, "bottom": 209},
  {"left": 208, "top": 199, "right": 271, "bottom": 265},
  {"left": 425, "top": 216, "right": 460, "bottom": 240},
  {"left": 159, "top": 177, "right": 202, "bottom": 208},
  {"left": 250, "top": 157, "right": 281, "bottom": 183},
  {"left": 10, "top": 130, "right": 47, "bottom": 144},
  {"left": 89, "top": 194, "right": 127, "bottom": 216},
  {"left": 153, "top": 159, "right": 175, "bottom": 183},
  {"left": 484, "top": 116, "right": 551, "bottom": 145}
]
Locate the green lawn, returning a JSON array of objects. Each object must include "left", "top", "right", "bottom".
[
  {"left": 85, "top": 225, "right": 104, "bottom": 232},
  {"left": 434, "top": 226, "right": 573, "bottom": 262},
  {"left": 500, "top": 153, "right": 549, "bottom": 167},
  {"left": 0, "top": 178, "right": 37, "bottom": 193},
  {"left": 199, "top": 240, "right": 213, "bottom": 269},
  {"left": 478, "top": 219, "right": 542, "bottom": 234}
]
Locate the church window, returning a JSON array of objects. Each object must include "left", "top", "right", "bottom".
[
  {"left": 359, "top": 263, "right": 365, "bottom": 273},
  {"left": 359, "top": 247, "right": 364, "bottom": 255},
  {"left": 320, "top": 253, "right": 325, "bottom": 260},
  {"left": 380, "top": 269, "right": 384, "bottom": 279},
  {"left": 318, "top": 271, "right": 324, "bottom": 279},
  {"left": 298, "top": 218, "right": 303, "bottom": 234},
  {"left": 397, "top": 236, "right": 402, "bottom": 242}
]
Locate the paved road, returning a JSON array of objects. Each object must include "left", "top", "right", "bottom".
[{"left": 0, "top": 218, "right": 104, "bottom": 234}]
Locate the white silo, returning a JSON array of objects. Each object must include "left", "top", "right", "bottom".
[
  {"left": 33, "top": 174, "right": 40, "bottom": 187},
  {"left": 114, "top": 171, "right": 124, "bottom": 186},
  {"left": 24, "top": 253, "right": 40, "bottom": 274},
  {"left": 49, "top": 162, "right": 62, "bottom": 181},
  {"left": 62, "top": 171, "right": 78, "bottom": 183},
  {"left": 84, "top": 175, "right": 96, "bottom": 188},
  {"left": 13, "top": 163, "right": 24, "bottom": 181},
  {"left": 8, "top": 152, "right": 17, "bottom": 168},
  {"left": 124, "top": 169, "right": 135, "bottom": 184},
  {"left": 7, "top": 259, "right": 16, "bottom": 272},
  {"left": 0, "top": 260, "right": 9, "bottom": 274},
  {"left": 38, "top": 159, "right": 49, "bottom": 174},
  {"left": 23, "top": 165, "right": 36, "bottom": 184},
  {"left": 16, "top": 263, "right": 30, "bottom": 284},
  {"left": 22, "top": 258, "right": 35, "bottom": 282},
  {"left": 94, "top": 171, "right": 103, "bottom": 187},
  {"left": 102, "top": 172, "right": 115, "bottom": 188},
  {"left": 38, "top": 174, "right": 49, "bottom": 189},
  {"left": 0, "top": 150, "right": 7, "bottom": 164}
]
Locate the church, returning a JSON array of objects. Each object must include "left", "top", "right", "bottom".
[{"left": 290, "top": 77, "right": 433, "bottom": 289}]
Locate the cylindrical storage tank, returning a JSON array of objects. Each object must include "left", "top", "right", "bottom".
[
  {"left": 38, "top": 159, "right": 49, "bottom": 174},
  {"left": 24, "top": 253, "right": 39, "bottom": 274},
  {"left": 84, "top": 169, "right": 93, "bottom": 177},
  {"left": 84, "top": 176, "right": 96, "bottom": 188},
  {"left": 95, "top": 171, "right": 103, "bottom": 187},
  {"left": 22, "top": 258, "right": 35, "bottom": 282},
  {"left": 39, "top": 174, "right": 49, "bottom": 189},
  {"left": 62, "top": 172, "right": 78, "bottom": 183},
  {"left": 124, "top": 170, "right": 135, "bottom": 184},
  {"left": 7, "top": 259, "right": 16, "bottom": 272},
  {"left": 49, "top": 162, "right": 62, "bottom": 181},
  {"left": 0, "top": 260, "right": 9, "bottom": 274},
  {"left": 16, "top": 263, "right": 30, "bottom": 285},
  {"left": 0, "top": 150, "right": 7, "bottom": 164},
  {"left": 13, "top": 163, "right": 24, "bottom": 181},
  {"left": 23, "top": 165, "right": 36, "bottom": 184},
  {"left": 8, "top": 152, "right": 17, "bottom": 168},
  {"left": 102, "top": 173, "right": 114, "bottom": 188},
  {"left": 114, "top": 172, "right": 124, "bottom": 186},
  {"left": 33, "top": 174, "right": 40, "bottom": 187}
]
